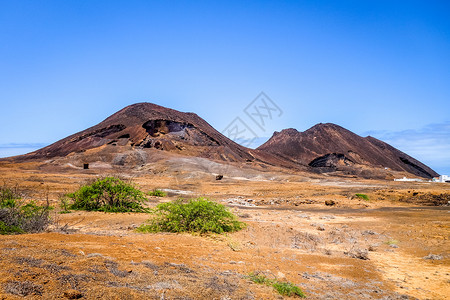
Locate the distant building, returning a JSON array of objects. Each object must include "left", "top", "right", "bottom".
[
  {"left": 394, "top": 177, "right": 424, "bottom": 182},
  {"left": 437, "top": 175, "right": 450, "bottom": 183}
]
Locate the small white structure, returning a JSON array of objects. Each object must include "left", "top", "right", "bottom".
[
  {"left": 436, "top": 175, "right": 450, "bottom": 183},
  {"left": 394, "top": 177, "right": 424, "bottom": 182}
]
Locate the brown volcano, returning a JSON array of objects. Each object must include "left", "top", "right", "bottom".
[
  {"left": 16, "top": 103, "right": 254, "bottom": 163},
  {"left": 257, "top": 123, "right": 438, "bottom": 179}
]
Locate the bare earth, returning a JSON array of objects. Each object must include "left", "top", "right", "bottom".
[{"left": 0, "top": 161, "right": 449, "bottom": 299}]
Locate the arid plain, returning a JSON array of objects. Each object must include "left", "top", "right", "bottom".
[{"left": 0, "top": 157, "right": 448, "bottom": 300}]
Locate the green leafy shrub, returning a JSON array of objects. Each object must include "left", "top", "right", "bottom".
[
  {"left": 67, "top": 177, "right": 148, "bottom": 212},
  {"left": 0, "top": 186, "right": 20, "bottom": 208},
  {"left": 137, "top": 197, "right": 245, "bottom": 234},
  {"left": 248, "top": 272, "right": 271, "bottom": 285},
  {"left": 0, "top": 186, "right": 51, "bottom": 235},
  {"left": 272, "top": 281, "right": 305, "bottom": 297},
  {"left": 59, "top": 195, "right": 72, "bottom": 214},
  {"left": 0, "top": 221, "right": 23, "bottom": 234},
  {"left": 148, "top": 189, "right": 167, "bottom": 197},
  {"left": 355, "top": 193, "right": 369, "bottom": 201},
  {"left": 248, "top": 272, "right": 305, "bottom": 298}
]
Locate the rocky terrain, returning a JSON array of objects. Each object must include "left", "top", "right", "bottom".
[
  {"left": 2, "top": 103, "right": 438, "bottom": 180},
  {"left": 257, "top": 123, "right": 438, "bottom": 179},
  {"left": 0, "top": 162, "right": 449, "bottom": 299}
]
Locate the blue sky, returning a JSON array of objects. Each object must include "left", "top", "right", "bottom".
[{"left": 1, "top": 1, "right": 449, "bottom": 174}]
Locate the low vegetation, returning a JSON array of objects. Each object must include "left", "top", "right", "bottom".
[
  {"left": 385, "top": 239, "right": 399, "bottom": 246},
  {"left": 355, "top": 193, "right": 369, "bottom": 200},
  {"left": 58, "top": 195, "right": 72, "bottom": 214},
  {"left": 0, "top": 186, "right": 52, "bottom": 235},
  {"left": 137, "top": 197, "right": 245, "bottom": 234},
  {"left": 148, "top": 189, "right": 167, "bottom": 197},
  {"left": 248, "top": 272, "right": 271, "bottom": 285},
  {"left": 67, "top": 177, "right": 148, "bottom": 213},
  {"left": 248, "top": 272, "right": 305, "bottom": 298}
]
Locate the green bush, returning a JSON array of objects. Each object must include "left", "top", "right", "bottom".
[
  {"left": 0, "top": 221, "right": 23, "bottom": 234},
  {"left": 59, "top": 195, "right": 72, "bottom": 214},
  {"left": 148, "top": 189, "right": 167, "bottom": 197},
  {"left": 0, "top": 186, "right": 51, "bottom": 235},
  {"left": 248, "top": 272, "right": 305, "bottom": 298},
  {"left": 137, "top": 197, "right": 245, "bottom": 234},
  {"left": 355, "top": 193, "right": 369, "bottom": 201},
  {"left": 67, "top": 177, "right": 148, "bottom": 212},
  {"left": 0, "top": 186, "right": 20, "bottom": 208},
  {"left": 248, "top": 272, "right": 271, "bottom": 285},
  {"left": 272, "top": 281, "right": 305, "bottom": 297}
]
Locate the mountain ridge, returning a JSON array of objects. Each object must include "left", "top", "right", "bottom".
[
  {"left": 3, "top": 103, "right": 438, "bottom": 179},
  {"left": 257, "top": 122, "right": 438, "bottom": 178}
]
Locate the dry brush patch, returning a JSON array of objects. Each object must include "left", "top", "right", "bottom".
[{"left": 0, "top": 234, "right": 272, "bottom": 299}]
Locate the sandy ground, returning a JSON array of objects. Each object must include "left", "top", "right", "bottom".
[{"left": 0, "top": 161, "right": 449, "bottom": 299}]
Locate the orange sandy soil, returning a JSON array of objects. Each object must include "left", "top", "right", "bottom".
[{"left": 0, "top": 162, "right": 449, "bottom": 299}]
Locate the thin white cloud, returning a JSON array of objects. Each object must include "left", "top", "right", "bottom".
[
  {"left": 364, "top": 122, "right": 450, "bottom": 175},
  {"left": 0, "top": 143, "right": 48, "bottom": 149},
  {"left": 0, "top": 143, "right": 48, "bottom": 158}
]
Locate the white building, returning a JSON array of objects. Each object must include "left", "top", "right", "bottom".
[{"left": 437, "top": 175, "right": 450, "bottom": 183}]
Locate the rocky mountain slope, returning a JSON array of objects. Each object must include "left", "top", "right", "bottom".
[
  {"left": 15, "top": 103, "right": 255, "bottom": 163},
  {"left": 5, "top": 103, "right": 437, "bottom": 179},
  {"left": 257, "top": 123, "right": 438, "bottom": 178}
]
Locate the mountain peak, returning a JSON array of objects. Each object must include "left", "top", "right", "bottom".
[
  {"left": 273, "top": 128, "right": 299, "bottom": 136},
  {"left": 16, "top": 102, "right": 253, "bottom": 163},
  {"left": 258, "top": 123, "right": 438, "bottom": 178},
  {"left": 305, "top": 123, "right": 351, "bottom": 133}
]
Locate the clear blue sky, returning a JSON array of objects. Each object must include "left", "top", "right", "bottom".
[{"left": 1, "top": 0, "right": 449, "bottom": 175}]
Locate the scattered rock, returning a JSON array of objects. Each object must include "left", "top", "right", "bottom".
[
  {"left": 220, "top": 270, "right": 234, "bottom": 276},
  {"left": 87, "top": 253, "right": 104, "bottom": 258},
  {"left": 302, "top": 272, "right": 324, "bottom": 280},
  {"left": 216, "top": 174, "right": 224, "bottom": 180},
  {"left": 325, "top": 200, "right": 336, "bottom": 206},
  {"left": 320, "top": 215, "right": 336, "bottom": 220},
  {"left": 276, "top": 271, "right": 286, "bottom": 279},
  {"left": 238, "top": 213, "right": 251, "bottom": 218},
  {"left": 344, "top": 249, "right": 369, "bottom": 260},
  {"left": 148, "top": 280, "right": 182, "bottom": 290},
  {"left": 298, "top": 213, "right": 310, "bottom": 219},
  {"left": 310, "top": 223, "right": 325, "bottom": 231},
  {"left": 423, "top": 254, "right": 442, "bottom": 260},
  {"left": 368, "top": 244, "right": 377, "bottom": 252},
  {"left": 127, "top": 224, "right": 137, "bottom": 230},
  {"left": 362, "top": 230, "right": 377, "bottom": 236},
  {"left": 224, "top": 198, "right": 256, "bottom": 207},
  {"left": 63, "top": 289, "right": 83, "bottom": 299},
  {"left": 229, "top": 261, "right": 245, "bottom": 265}
]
